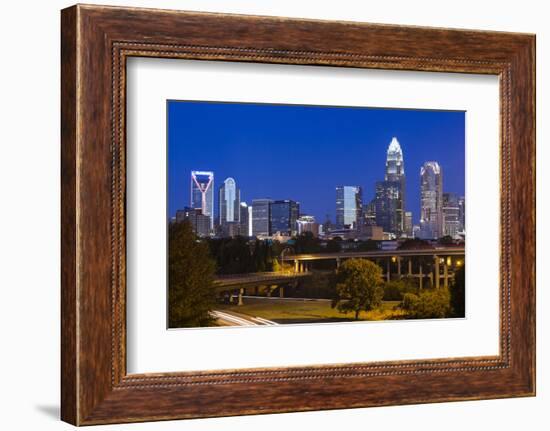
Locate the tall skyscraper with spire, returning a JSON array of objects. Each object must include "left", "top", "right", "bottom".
[
  {"left": 419, "top": 161, "right": 443, "bottom": 239},
  {"left": 190, "top": 170, "right": 214, "bottom": 231},
  {"left": 373, "top": 137, "right": 406, "bottom": 236},
  {"left": 385, "top": 137, "right": 405, "bottom": 182}
]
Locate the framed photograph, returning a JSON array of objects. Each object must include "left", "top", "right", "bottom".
[{"left": 61, "top": 4, "right": 535, "bottom": 425}]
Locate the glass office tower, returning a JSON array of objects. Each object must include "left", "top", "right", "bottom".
[
  {"left": 374, "top": 180, "right": 401, "bottom": 234},
  {"left": 218, "top": 177, "right": 240, "bottom": 226},
  {"left": 336, "top": 186, "right": 362, "bottom": 229},
  {"left": 270, "top": 199, "right": 300, "bottom": 236},
  {"left": 239, "top": 202, "right": 251, "bottom": 237},
  {"left": 251, "top": 199, "right": 273, "bottom": 237}
]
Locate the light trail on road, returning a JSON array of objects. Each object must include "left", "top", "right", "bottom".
[{"left": 211, "top": 310, "right": 279, "bottom": 326}]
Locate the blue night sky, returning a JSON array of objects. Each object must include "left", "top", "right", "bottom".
[{"left": 167, "top": 101, "right": 465, "bottom": 225}]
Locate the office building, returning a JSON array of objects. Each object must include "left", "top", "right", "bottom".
[
  {"left": 442, "top": 192, "right": 461, "bottom": 238},
  {"left": 190, "top": 170, "right": 214, "bottom": 231},
  {"left": 296, "top": 215, "right": 319, "bottom": 237},
  {"left": 404, "top": 211, "right": 413, "bottom": 237},
  {"left": 361, "top": 225, "right": 384, "bottom": 241},
  {"left": 384, "top": 137, "right": 406, "bottom": 235},
  {"left": 270, "top": 199, "right": 300, "bottom": 236},
  {"left": 419, "top": 161, "right": 443, "bottom": 239},
  {"left": 239, "top": 202, "right": 252, "bottom": 237},
  {"left": 252, "top": 199, "right": 272, "bottom": 237},
  {"left": 336, "top": 186, "right": 362, "bottom": 229},
  {"left": 218, "top": 177, "right": 240, "bottom": 236},
  {"left": 175, "top": 207, "right": 211, "bottom": 237},
  {"left": 374, "top": 180, "right": 401, "bottom": 235}
]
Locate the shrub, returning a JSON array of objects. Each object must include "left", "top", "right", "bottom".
[
  {"left": 383, "top": 280, "right": 405, "bottom": 301},
  {"left": 401, "top": 288, "right": 451, "bottom": 319},
  {"left": 383, "top": 278, "right": 420, "bottom": 301}
]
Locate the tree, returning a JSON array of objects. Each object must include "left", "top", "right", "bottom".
[
  {"left": 252, "top": 239, "right": 267, "bottom": 272},
  {"left": 271, "top": 258, "right": 281, "bottom": 272},
  {"left": 398, "top": 238, "right": 433, "bottom": 250},
  {"left": 355, "top": 239, "right": 379, "bottom": 252},
  {"left": 332, "top": 259, "right": 384, "bottom": 320},
  {"left": 168, "top": 221, "right": 217, "bottom": 328},
  {"left": 325, "top": 237, "right": 342, "bottom": 253},
  {"left": 438, "top": 235, "right": 454, "bottom": 245},
  {"left": 294, "top": 231, "right": 321, "bottom": 254},
  {"left": 450, "top": 265, "right": 465, "bottom": 317}
]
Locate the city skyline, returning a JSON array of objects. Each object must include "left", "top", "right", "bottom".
[{"left": 168, "top": 101, "right": 465, "bottom": 225}]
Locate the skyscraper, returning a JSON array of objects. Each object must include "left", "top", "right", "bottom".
[
  {"left": 336, "top": 186, "right": 362, "bottom": 229},
  {"left": 252, "top": 199, "right": 272, "bottom": 237},
  {"left": 419, "top": 161, "right": 443, "bottom": 239},
  {"left": 385, "top": 137, "right": 405, "bottom": 181},
  {"left": 384, "top": 137, "right": 406, "bottom": 235},
  {"left": 270, "top": 199, "right": 300, "bottom": 236},
  {"left": 218, "top": 177, "right": 240, "bottom": 235},
  {"left": 363, "top": 200, "right": 377, "bottom": 226},
  {"left": 442, "top": 192, "right": 460, "bottom": 238},
  {"left": 404, "top": 211, "right": 413, "bottom": 237},
  {"left": 239, "top": 202, "right": 251, "bottom": 237},
  {"left": 374, "top": 180, "right": 401, "bottom": 234},
  {"left": 190, "top": 170, "right": 214, "bottom": 231}
]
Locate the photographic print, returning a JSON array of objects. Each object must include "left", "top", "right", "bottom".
[{"left": 167, "top": 101, "right": 465, "bottom": 328}]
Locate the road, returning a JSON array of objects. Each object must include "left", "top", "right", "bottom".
[{"left": 211, "top": 310, "right": 279, "bottom": 326}]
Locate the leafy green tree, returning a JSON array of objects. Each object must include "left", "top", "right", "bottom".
[
  {"left": 450, "top": 265, "right": 465, "bottom": 317},
  {"left": 332, "top": 259, "right": 384, "bottom": 320},
  {"left": 208, "top": 236, "right": 255, "bottom": 275},
  {"left": 168, "top": 221, "right": 217, "bottom": 328},
  {"left": 401, "top": 288, "right": 451, "bottom": 319},
  {"left": 252, "top": 239, "right": 267, "bottom": 272}
]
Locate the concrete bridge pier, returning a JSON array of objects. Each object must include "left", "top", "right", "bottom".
[
  {"left": 238, "top": 287, "right": 244, "bottom": 306},
  {"left": 434, "top": 255, "right": 440, "bottom": 289},
  {"left": 397, "top": 257, "right": 402, "bottom": 278},
  {"left": 419, "top": 263, "right": 423, "bottom": 289}
]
